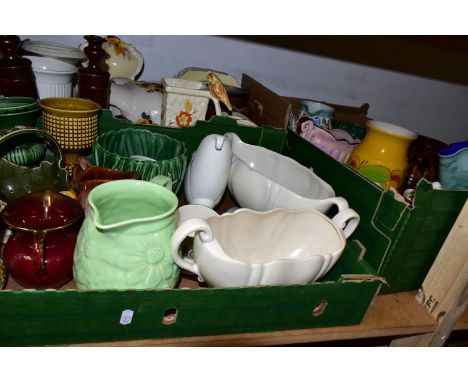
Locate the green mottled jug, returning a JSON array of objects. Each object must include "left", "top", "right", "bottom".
[{"left": 73, "top": 176, "right": 180, "bottom": 290}]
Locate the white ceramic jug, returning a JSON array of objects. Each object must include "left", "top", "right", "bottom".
[{"left": 109, "top": 77, "right": 163, "bottom": 124}]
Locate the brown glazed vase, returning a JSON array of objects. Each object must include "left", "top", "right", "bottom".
[
  {"left": 77, "top": 35, "right": 110, "bottom": 109},
  {"left": 0, "top": 35, "right": 39, "bottom": 98}
]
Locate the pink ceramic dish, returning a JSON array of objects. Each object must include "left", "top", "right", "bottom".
[{"left": 299, "top": 121, "right": 361, "bottom": 163}]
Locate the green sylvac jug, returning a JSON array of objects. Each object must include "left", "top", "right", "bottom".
[{"left": 73, "top": 176, "right": 180, "bottom": 290}]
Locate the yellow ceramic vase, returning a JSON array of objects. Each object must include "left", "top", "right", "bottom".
[{"left": 348, "top": 120, "right": 417, "bottom": 190}]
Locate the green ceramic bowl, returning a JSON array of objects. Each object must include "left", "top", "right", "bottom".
[
  {"left": 88, "top": 128, "right": 188, "bottom": 193},
  {"left": 0, "top": 107, "right": 42, "bottom": 130},
  {"left": 0, "top": 126, "right": 47, "bottom": 166},
  {"left": 0, "top": 97, "right": 39, "bottom": 115}
]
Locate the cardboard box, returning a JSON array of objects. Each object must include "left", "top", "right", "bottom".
[
  {"left": 241, "top": 74, "right": 370, "bottom": 129},
  {"left": 240, "top": 74, "right": 467, "bottom": 294},
  {"left": 0, "top": 112, "right": 382, "bottom": 346},
  {"left": 283, "top": 132, "right": 468, "bottom": 294}
]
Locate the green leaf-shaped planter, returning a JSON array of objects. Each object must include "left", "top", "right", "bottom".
[{"left": 88, "top": 128, "right": 188, "bottom": 193}]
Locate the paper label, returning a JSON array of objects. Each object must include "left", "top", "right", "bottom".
[{"left": 119, "top": 309, "right": 134, "bottom": 325}]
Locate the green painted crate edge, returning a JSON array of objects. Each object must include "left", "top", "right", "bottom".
[
  {"left": 2, "top": 112, "right": 382, "bottom": 346},
  {"left": 0, "top": 243, "right": 380, "bottom": 346},
  {"left": 283, "top": 131, "right": 468, "bottom": 294}
]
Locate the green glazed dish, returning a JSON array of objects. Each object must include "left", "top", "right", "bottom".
[
  {"left": 0, "top": 97, "right": 39, "bottom": 115},
  {"left": 0, "top": 107, "right": 42, "bottom": 129},
  {"left": 0, "top": 126, "right": 47, "bottom": 166},
  {"left": 88, "top": 128, "right": 188, "bottom": 193}
]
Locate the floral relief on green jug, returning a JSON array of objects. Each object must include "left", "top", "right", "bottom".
[{"left": 73, "top": 177, "right": 180, "bottom": 290}]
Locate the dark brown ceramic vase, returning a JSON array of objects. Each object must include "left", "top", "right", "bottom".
[
  {"left": 77, "top": 35, "right": 110, "bottom": 109},
  {"left": 0, "top": 35, "right": 39, "bottom": 98}
]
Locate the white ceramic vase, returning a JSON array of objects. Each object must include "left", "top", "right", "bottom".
[{"left": 184, "top": 134, "right": 232, "bottom": 208}]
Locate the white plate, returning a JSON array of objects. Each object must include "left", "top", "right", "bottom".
[
  {"left": 21, "top": 40, "right": 86, "bottom": 64},
  {"left": 79, "top": 36, "right": 144, "bottom": 80}
]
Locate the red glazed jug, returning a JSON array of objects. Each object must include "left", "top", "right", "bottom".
[{"left": 1, "top": 189, "right": 83, "bottom": 289}]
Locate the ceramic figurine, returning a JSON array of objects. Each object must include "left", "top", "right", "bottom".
[
  {"left": 348, "top": 120, "right": 417, "bottom": 190},
  {"left": 207, "top": 71, "right": 233, "bottom": 111},
  {"left": 171, "top": 206, "right": 359, "bottom": 288}
]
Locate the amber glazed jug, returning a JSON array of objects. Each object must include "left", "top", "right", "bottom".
[{"left": 1, "top": 189, "right": 83, "bottom": 289}]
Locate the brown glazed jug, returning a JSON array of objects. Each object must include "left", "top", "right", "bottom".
[
  {"left": 77, "top": 35, "right": 110, "bottom": 109},
  {"left": 0, "top": 35, "right": 39, "bottom": 98}
]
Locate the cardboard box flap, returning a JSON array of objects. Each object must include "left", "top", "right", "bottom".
[{"left": 241, "top": 74, "right": 291, "bottom": 130}]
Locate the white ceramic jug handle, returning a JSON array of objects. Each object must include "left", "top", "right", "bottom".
[
  {"left": 171, "top": 218, "right": 213, "bottom": 277},
  {"left": 331, "top": 208, "right": 360, "bottom": 239},
  {"left": 326, "top": 196, "right": 349, "bottom": 213},
  {"left": 149, "top": 175, "right": 173, "bottom": 190},
  {"left": 176, "top": 204, "right": 218, "bottom": 227}
]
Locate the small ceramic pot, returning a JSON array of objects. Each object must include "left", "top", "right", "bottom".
[
  {"left": 39, "top": 97, "right": 101, "bottom": 173},
  {"left": 24, "top": 55, "right": 78, "bottom": 98},
  {"left": 184, "top": 134, "right": 232, "bottom": 208},
  {"left": 171, "top": 206, "right": 359, "bottom": 288},
  {"left": 438, "top": 140, "right": 468, "bottom": 191},
  {"left": 348, "top": 120, "right": 417, "bottom": 190}
]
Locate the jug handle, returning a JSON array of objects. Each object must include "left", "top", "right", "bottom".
[
  {"left": 171, "top": 217, "right": 213, "bottom": 277},
  {"left": 331, "top": 208, "right": 360, "bottom": 239},
  {"left": 149, "top": 175, "right": 173, "bottom": 190},
  {"left": 325, "top": 196, "right": 349, "bottom": 214},
  {"left": 176, "top": 204, "right": 218, "bottom": 227},
  {"left": 32, "top": 231, "right": 47, "bottom": 276}
]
